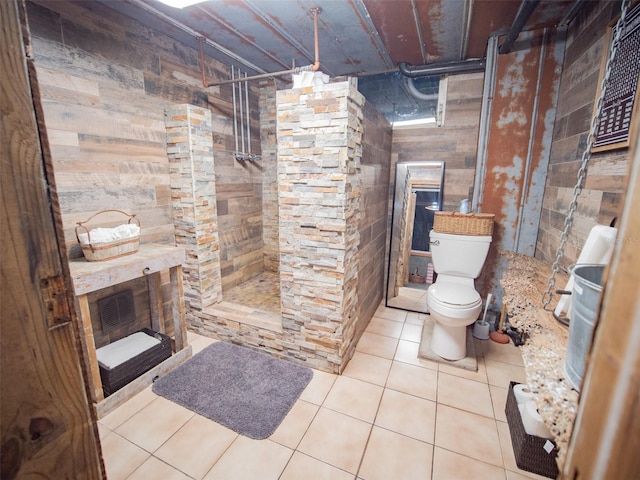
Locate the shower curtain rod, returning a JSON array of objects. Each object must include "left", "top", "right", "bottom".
[{"left": 200, "top": 7, "right": 322, "bottom": 88}]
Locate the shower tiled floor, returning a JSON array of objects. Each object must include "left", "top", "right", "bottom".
[
  {"left": 223, "top": 271, "right": 281, "bottom": 314},
  {"left": 99, "top": 304, "right": 549, "bottom": 480}
]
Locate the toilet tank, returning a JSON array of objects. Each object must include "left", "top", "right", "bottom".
[{"left": 429, "top": 230, "right": 492, "bottom": 278}]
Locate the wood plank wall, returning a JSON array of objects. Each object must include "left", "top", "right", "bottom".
[
  {"left": 26, "top": 1, "right": 264, "bottom": 293},
  {"left": 563, "top": 93, "right": 640, "bottom": 480},
  {"left": 536, "top": 0, "right": 630, "bottom": 267},
  {"left": 391, "top": 72, "right": 484, "bottom": 211},
  {"left": 357, "top": 102, "right": 392, "bottom": 335}
]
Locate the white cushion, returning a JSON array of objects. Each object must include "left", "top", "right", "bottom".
[{"left": 96, "top": 332, "right": 160, "bottom": 369}]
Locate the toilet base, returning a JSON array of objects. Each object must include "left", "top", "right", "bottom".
[{"left": 430, "top": 322, "right": 468, "bottom": 361}]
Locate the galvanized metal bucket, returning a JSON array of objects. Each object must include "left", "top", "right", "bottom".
[{"left": 565, "top": 264, "right": 605, "bottom": 391}]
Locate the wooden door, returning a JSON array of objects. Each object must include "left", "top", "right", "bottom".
[
  {"left": 562, "top": 81, "right": 640, "bottom": 479},
  {"left": 1, "top": 0, "right": 104, "bottom": 478}
]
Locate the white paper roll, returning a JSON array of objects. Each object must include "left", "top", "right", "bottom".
[
  {"left": 519, "top": 401, "right": 553, "bottom": 439},
  {"left": 554, "top": 225, "right": 617, "bottom": 318},
  {"left": 513, "top": 383, "right": 534, "bottom": 404}
]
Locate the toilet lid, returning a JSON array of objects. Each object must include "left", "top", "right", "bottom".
[{"left": 428, "top": 282, "right": 481, "bottom": 308}]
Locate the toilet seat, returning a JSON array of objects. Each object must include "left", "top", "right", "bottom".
[{"left": 427, "top": 282, "right": 481, "bottom": 310}]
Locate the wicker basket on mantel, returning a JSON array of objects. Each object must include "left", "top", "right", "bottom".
[
  {"left": 75, "top": 210, "right": 140, "bottom": 262},
  {"left": 433, "top": 211, "right": 495, "bottom": 236}
]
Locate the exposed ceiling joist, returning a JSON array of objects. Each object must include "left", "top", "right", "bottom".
[{"left": 102, "top": 0, "right": 581, "bottom": 78}]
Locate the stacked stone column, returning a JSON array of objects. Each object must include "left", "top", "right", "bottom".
[
  {"left": 277, "top": 79, "right": 363, "bottom": 371},
  {"left": 165, "top": 104, "right": 222, "bottom": 311}
]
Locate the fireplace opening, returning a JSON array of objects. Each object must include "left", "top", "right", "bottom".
[{"left": 98, "top": 289, "right": 135, "bottom": 333}]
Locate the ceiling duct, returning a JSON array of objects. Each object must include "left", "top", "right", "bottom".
[
  {"left": 398, "top": 58, "right": 486, "bottom": 78},
  {"left": 402, "top": 76, "right": 438, "bottom": 101},
  {"left": 498, "top": 0, "right": 541, "bottom": 54}
]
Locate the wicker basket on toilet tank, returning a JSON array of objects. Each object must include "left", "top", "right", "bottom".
[{"left": 433, "top": 211, "right": 495, "bottom": 236}]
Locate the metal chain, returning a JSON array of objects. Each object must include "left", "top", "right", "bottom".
[{"left": 542, "top": 0, "right": 631, "bottom": 309}]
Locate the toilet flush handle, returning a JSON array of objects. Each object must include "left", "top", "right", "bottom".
[{"left": 430, "top": 240, "right": 440, "bottom": 246}]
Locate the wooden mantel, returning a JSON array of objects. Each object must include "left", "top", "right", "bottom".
[{"left": 69, "top": 243, "right": 191, "bottom": 417}]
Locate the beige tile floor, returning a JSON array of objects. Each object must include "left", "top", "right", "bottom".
[
  {"left": 99, "top": 304, "right": 551, "bottom": 480},
  {"left": 386, "top": 285, "right": 429, "bottom": 312}
]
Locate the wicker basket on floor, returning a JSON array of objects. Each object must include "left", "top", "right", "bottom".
[
  {"left": 433, "top": 211, "right": 495, "bottom": 236},
  {"left": 99, "top": 328, "right": 172, "bottom": 396},
  {"left": 409, "top": 273, "right": 425, "bottom": 283},
  {"left": 505, "top": 381, "right": 559, "bottom": 478}
]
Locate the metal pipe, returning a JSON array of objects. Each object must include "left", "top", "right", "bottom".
[
  {"left": 201, "top": 7, "right": 321, "bottom": 88},
  {"left": 472, "top": 35, "right": 499, "bottom": 213},
  {"left": 132, "top": 0, "right": 265, "bottom": 75},
  {"left": 244, "top": 0, "right": 325, "bottom": 72},
  {"left": 351, "top": 0, "right": 394, "bottom": 69},
  {"left": 245, "top": 72, "right": 251, "bottom": 155},
  {"left": 197, "top": 6, "right": 291, "bottom": 71},
  {"left": 459, "top": 0, "right": 473, "bottom": 60},
  {"left": 411, "top": 0, "right": 428, "bottom": 64},
  {"left": 402, "top": 76, "right": 438, "bottom": 101},
  {"left": 204, "top": 65, "right": 315, "bottom": 87},
  {"left": 498, "top": 0, "right": 541, "bottom": 54},
  {"left": 231, "top": 66, "right": 239, "bottom": 154},
  {"left": 515, "top": 28, "right": 547, "bottom": 252},
  {"left": 560, "top": 0, "right": 586, "bottom": 26},
  {"left": 199, "top": 36, "right": 208, "bottom": 89},
  {"left": 353, "top": 67, "right": 399, "bottom": 77},
  {"left": 311, "top": 7, "right": 321, "bottom": 71},
  {"left": 398, "top": 58, "right": 486, "bottom": 78},
  {"left": 238, "top": 71, "right": 245, "bottom": 155}
]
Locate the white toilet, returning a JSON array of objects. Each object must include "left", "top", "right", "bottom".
[{"left": 427, "top": 230, "right": 492, "bottom": 360}]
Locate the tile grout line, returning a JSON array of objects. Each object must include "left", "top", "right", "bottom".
[
  {"left": 115, "top": 320, "right": 529, "bottom": 480},
  {"left": 276, "top": 371, "right": 342, "bottom": 476},
  {"left": 353, "top": 327, "right": 398, "bottom": 480}
]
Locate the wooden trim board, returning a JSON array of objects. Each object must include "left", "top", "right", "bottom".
[{"left": 564, "top": 68, "right": 640, "bottom": 480}]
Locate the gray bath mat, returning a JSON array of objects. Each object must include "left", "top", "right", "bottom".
[{"left": 152, "top": 341, "right": 313, "bottom": 439}]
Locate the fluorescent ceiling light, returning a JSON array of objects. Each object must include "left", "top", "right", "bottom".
[
  {"left": 392, "top": 118, "right": 436, "bottom": 128},
  {"left": 156, "top": 0, "right": 206, "bottom": 8}
]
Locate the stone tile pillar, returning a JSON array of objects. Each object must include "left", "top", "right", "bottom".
[
  {"left": 277, "top": 79, "right": 363, "bottom": 371},
  {"left": 165, "top": 104, "right": 222, "bottom": 311}
]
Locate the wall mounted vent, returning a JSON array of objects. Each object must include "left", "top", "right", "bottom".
[{"left": 98, "top": 290, "right": 135, "bottom": 332}]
